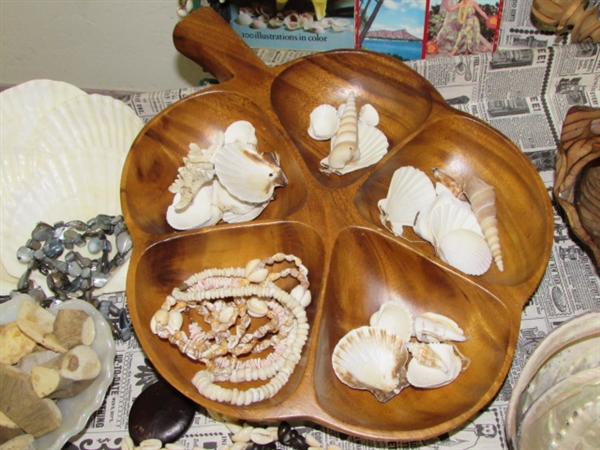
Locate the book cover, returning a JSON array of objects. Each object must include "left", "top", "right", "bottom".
[{"left": 198, "top": 0, "right": 356, "bottom": 51}]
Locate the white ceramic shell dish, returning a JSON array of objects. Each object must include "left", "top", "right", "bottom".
[{"left": 0, "top": 297, "right": 116, "bottom": 450}]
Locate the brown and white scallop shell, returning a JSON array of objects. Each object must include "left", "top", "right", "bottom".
[{"left": 332, "top": 326, "right": 409, "bottom": 402}]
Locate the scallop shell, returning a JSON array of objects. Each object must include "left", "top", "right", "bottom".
[
  {"left": 166, "top": 182, "right": 222, "bottom": 230},
  {"left": 406, "top": 342, "right": 469, "bottom": 389},
  {"left": 1, "top": 91, "right": 143, "bottom": 294},
  {"left": 224, "top": 120, "right": 258, "bottom": 149},
  {"left": 369, "top": 301, "right": 413, "bottom": 342},
  {"left": 427, "top": 201, "right": 484, "bottom": 247},
  {"left": 1, "top": 79, "right": 87, "bottom": 194},
  {"left": 436, "top": 228, "right": 493, "bottom": 275},
  {"left": 332, "top": 326, "right": 409, "bottom": 402},
  {"left": 413, "top": 312, "right": 466, "bottom": 343},
  {"left": 308, "top": 104, "right": 339, "bottom": 141},
  {"left": 359, "top": 103, "right": 379, "bottom": 127},
  {"left": 378, "top": 166, "right": 436, "bottom": 236},
  {"left": 213, "top": 141, "right": 288, "bottom": 203},
  {"left": 213, "top": 180, "right": 268, "bottom": 223},
  {"left": 1, "top": 148, "right": 130, "bottom": 294}
]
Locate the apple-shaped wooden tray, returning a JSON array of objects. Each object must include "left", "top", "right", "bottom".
[{"left": 121, "top": 8, "right": 553, "bottom": 442}]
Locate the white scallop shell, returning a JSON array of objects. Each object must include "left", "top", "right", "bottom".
[
  {"left": 413, "top": 312, "right": 466, "bottom": 343},
  {"left": 1, "top": 148, "right": 129, "bottom": 294},
  {"left": 320, "top": 122, "right": 388, "bottom": 175},
  {"left": 359, "top": 103, "right": 379, "bottom": 127},
  {"left": 332, "top": 326, "right": 409, "bottom": 402},
  {"left": 166, "top": 183, "right": 222, "bottom": 230},
  {"left": 213, "top": 142, "right": 287, "bottom": 203},
  {"left": 378, "top": 166, "right": 436, "bottom": 236},
  {"left": 1, "top": 91, "right": 143, "bottom": 295},
  {"left": 436, "top": 228, "right": 493, "bottom": 276},
  {"left": 1, "top": 79, "right": 87, "bottom": 194},
  {"left": 224, "top": 120, "right": 258, "bottom": 149},
  {"left": 369, "top": 301, "right": 413, "bottom": 342},
  {"left": 427, "top": 201, "right": 483, "bottom": 247},
  {"left": 308, "top": 104, "right": 339, "bottom": 140},
  {"left": 406, "top": 342, "right": 467, "bottom": 388}
]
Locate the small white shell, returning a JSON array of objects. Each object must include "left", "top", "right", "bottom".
[
  {"left": 247, "top": 297, "right": 268, "bottom": 318},
  {"left": 359, "top": 103, "right": 379, "bottom": 127},
  {"left": 413, "top": 312, "right": 466, "bottom": 343},
  {"left": 224, "top": 120, "right": 258, "bottom": 149},
  {"left": 369, "top": 301, "right": 413, "bottom": 342},
  {"left": 427, "top": 201, "right": 483, "bottom": 247},
  {"left": 406, "top": 342, "right": 468, "bottom": 388},
  {"left": 212, "top": 179, "right": 268, "bottom": 223},
  {"left": 331, "top": 18, "right": 351, "bottom": 32},
  {"left": 332, "top": 326, "right": 409, "bottom": 402},
  {"left": 213, "top": 142, "right": 287, "bottom": 203},
  {"left": 166, "top": 183, "right": 222, "bottom": 230},
  {"left": 437, "top": 228, "right": 493, "bottom": 276},
  {"left": 378, "top": 166, "right": 436, "bottom": 236},
  {"left": 235, "top": 11, "right": 253, "bottom": 25},
  {"left": 308, "top": 104, "right": 339, "bottom": 140}
]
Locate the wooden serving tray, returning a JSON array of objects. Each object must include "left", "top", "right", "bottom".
[{"left": 121, "top": 8, "right": 553, "bottom": 442}]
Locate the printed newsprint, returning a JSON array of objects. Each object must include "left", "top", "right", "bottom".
[{"left": 63, "top": 39, "right": 600, "bottom": 450}]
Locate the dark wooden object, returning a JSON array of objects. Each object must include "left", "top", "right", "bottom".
[{"left": 120, "top": 8, "right": 554, "bottom": 442}]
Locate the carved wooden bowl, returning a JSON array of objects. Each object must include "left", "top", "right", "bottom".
[{"left": 121, "top": 8, "right": 553, "bottom": 442}]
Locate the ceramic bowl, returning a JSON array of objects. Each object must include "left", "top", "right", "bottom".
[
  {"left": 0, "top": 297, "right": 116, "bottom": 449},
  {"left": 120, "top": 8, "right": 554, "bottom": 441}
]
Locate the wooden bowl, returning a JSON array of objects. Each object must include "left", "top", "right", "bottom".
[{"left": 121, "top": 8, "right": 553, "bottom": 442}]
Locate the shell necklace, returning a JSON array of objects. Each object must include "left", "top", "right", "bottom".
[{"left": 150, "top": 253, "right": 311, "bottom": 406}]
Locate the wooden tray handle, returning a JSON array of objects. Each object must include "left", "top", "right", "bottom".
[{"left": 173, "top": 7, "right": 271, "bottom": 85}]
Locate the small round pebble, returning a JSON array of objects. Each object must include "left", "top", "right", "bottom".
[{"left": 128, "top": 378, "right": 197, "bottom": 445}]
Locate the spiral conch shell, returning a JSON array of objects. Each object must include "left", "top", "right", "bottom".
[
  {"left": 434, "top": 168, "right": 504, "bottom": 272},
  {"left": 309, "top": 92, "right": 389, "bottom": 175},
  {"left": 328, "top": 91, "right": 359, "bottom": 170}
]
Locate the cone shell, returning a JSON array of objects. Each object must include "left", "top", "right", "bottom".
[
  {"left": 332, "top": 326, "right": 409, "bottom": 402},
  {"left": 463, "top": 175, "right": 504, "bottom": 271},
  {"left": 308, "top": 104, "right": 339, "bottom": 140},
  {"left": 369, "top": 301, "right": 413, "bottom": 342},
  {"left": 213, "top": 141, "right": 287, "bottom": 203},
  {"left": 378, "top": 166, "right": 436, "bottom": 236},
  {"left": 406, "top": 342, "right": 468, "bottom": 389}
]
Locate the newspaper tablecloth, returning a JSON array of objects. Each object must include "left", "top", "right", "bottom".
[{"left": 62, "top": 41, "right": 600, "bottom": 450}]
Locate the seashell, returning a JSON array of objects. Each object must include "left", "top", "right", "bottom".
[
  {"left": 369, "top": 300, "right": 413, "bottom": 342},
  {"left": 378, "top": 166, "right": 436, "bottom": 236},
  {"left": 359, "top": 103, "right": 379, "bottom": 127},
  {"left": 436, "top": 228, "right": 493, "bottom": 276},
  {"left": 331, "top": 18, "right": 351, "bottom": 32},
  {"left": 406, "top": 342, "right": 469, "bottom": 388},
  {"left": 328, "top": 91, "right": 359, "bottom": 170},
  {"left": 247, "top": 297, "right": 268, "bottom": 318},
  {"left": 308, "top": 104, "right": 339, "bottom": 140},
  {"left": 212, "top": 179, "right": 268, "bottom": 223},
  {"left": 1, "top": 79, "right": 86, "bottom": 193},
  {"left": 0, "top": 95, "right": 143, "bottom": 294},
  {"left": 166, "top": 183, "right": 222, "bottom": 230},
  {"left": 320, "top": 17, "right": 334, "bottom": 28},
  {"left": 427, "top": 201, "right": 483, "bottom": 246},
  {"left": 463, "top": 175, "right": 503, "bottom": 271},
  {"left": 332, "top": 326, "right": 409, "bottom": 402},
  {"left": 213, "top": 141, "right": 288, "bottom": 203},
  {"left": 306, "top": 22, "right": 326, "bottom": 34},
  {"left": 284, "top": 12, "right": 304, "bottom": 30},
  {"left": 251, "top": 19, "right": 268, "bottom": 29},
  {"left": 269, "top": 15, "right": 285, "bottom": 28},
  {"left": 224, "top": 120, "right": 258, "bottom": 149},
  {"left": 413, "top": 312, "right": 466, "bottom": 343}
]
